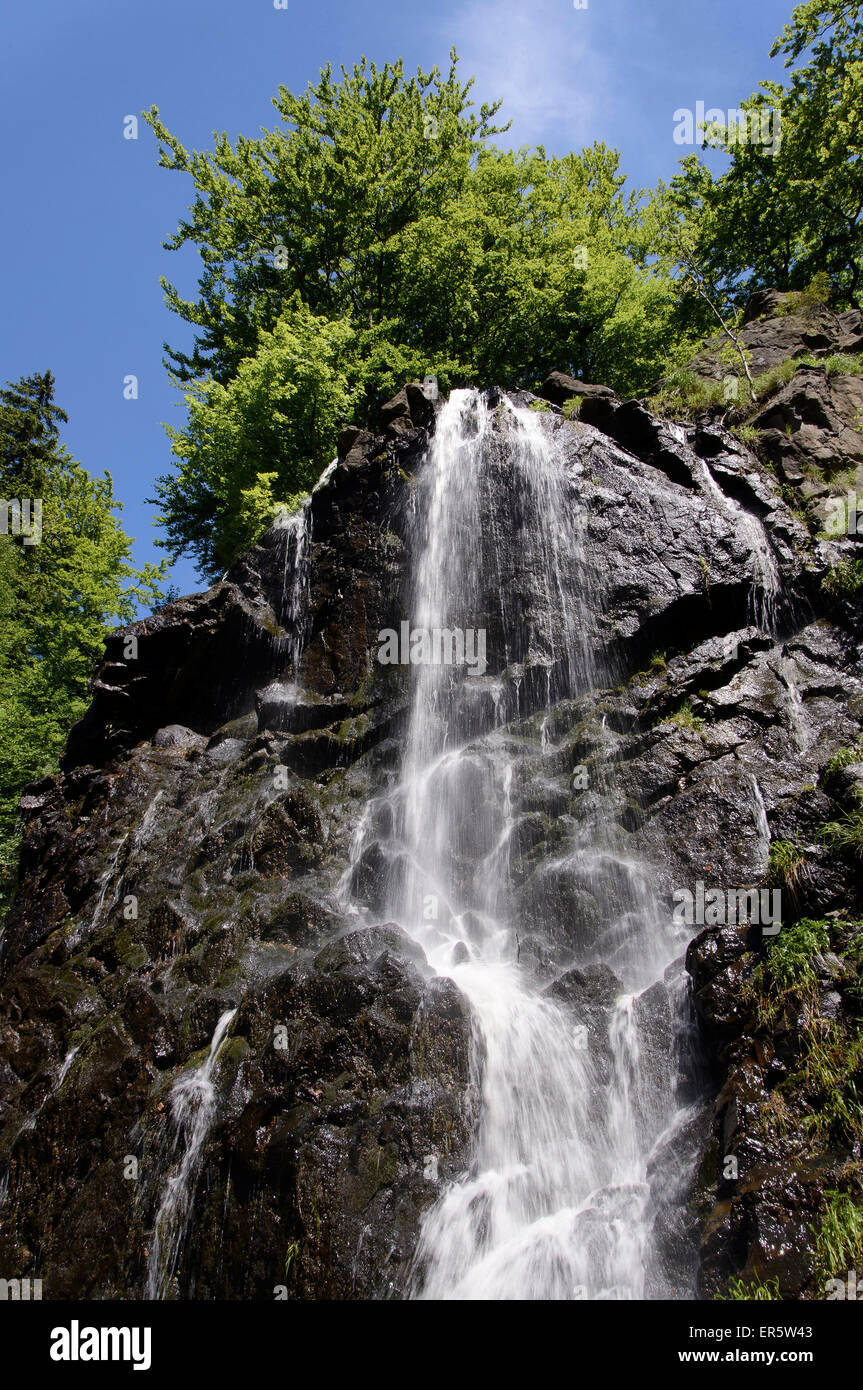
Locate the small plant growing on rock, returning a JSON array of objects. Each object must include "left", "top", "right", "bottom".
[
  {"left": 744, "top": 915, "right": 863, "bottom": 1154},
  {"left": 767, "top": 838, "right": 808, "bottom": 906},
  {"left": 821, "top": 806, "right": 863, "bottom": 860},
  {"left": 774, "top": 273, "right": 832, "bottom": 319},
  {"left": 734, "top": 422, "right": 760, "bottom": 447},
  {"left": 816, "top": 1191, "right": 863, "bottom": 1284},
  {"left": 823, "top": 353, "right": 863, "bottom": 379},
  {"left": 757, "top": 916, "right": 829, "bottom": 993},
  {"left": 823, "top": 739, "right": 863, "bottom": 783},
  {"left": 698, "top": 555, "right": 711, "bottom": 602},
  {"left": 718, "top": 1273, "right": 781, "bottom": 1300},
  {"left": 562, "top": 397, "right": 583, "bottom": 420},
  {"left": 648, "top": 369, "right": 725, "bottom": 420},
  {"left": 284, "top": 1240, "right": 300, "bottom": 1279},
  {"left": 823, "top": 556, "right": 863, "bottom": 600},
  {"left": 751, "top": 356, "right": 803, "bottom": 402},
  {"left": 662, "top": 699, "right": 705, "bottom": 731}
]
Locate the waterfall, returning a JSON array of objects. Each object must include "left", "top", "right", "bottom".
[
  {"left": 274, "top": 458, "right": 335, "bottom": 672},
  {"left": 90, "top": 832, "right": 129, "bottom": 932},
  {"left": 0, "top": 1044, "right": 80, "bottom": 1209},
  {"left": 146, "top": 1008, "right": 236, "bottom": 1300},
  {"left": 344, "top": 389, "right": 697, "bottom": 1299},
  {"left": 276, "top": 505, "right": 312, "bottom": 672},
  {"left": 697, "top": 460, "right": 781, "bottom": 634}
]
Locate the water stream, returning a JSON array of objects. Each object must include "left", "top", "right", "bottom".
[
  {"left": 146, "top": 1008, "right": 237, "bottom": 1300},
  {"left": 343, "top": 390, "right": 697, "bottom": 1299}
]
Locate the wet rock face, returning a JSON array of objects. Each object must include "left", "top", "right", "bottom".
[
  {"left": 1, "top": 320, "right": 863, "bottom": 1300},
  {"left": 685, "top": 912, "right": 863, "bottom": 1301},
  {"left": 0, "top": 393, "right": 477, "bottom": 1300},
  {"left": 187, "top": 930, "right": 472, "bottom": 1300}
]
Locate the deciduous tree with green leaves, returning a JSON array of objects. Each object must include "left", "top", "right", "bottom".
[
  {"left": 146, "top": 52, "right": 684, "bottom": 577},
  {"left": 655, "top": 0, "right": 863, "bottom": 318},
  {"left": 0, "top": 372, "right": 165, "bottom": 913}
]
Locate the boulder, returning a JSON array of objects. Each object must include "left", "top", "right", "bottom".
[{"left": 539, "top": 371, "right": 616, "bottom": 407}]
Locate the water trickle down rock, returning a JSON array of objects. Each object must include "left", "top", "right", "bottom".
[{"left": 1, "top": 328, "right": 863, "bottom": 1299}]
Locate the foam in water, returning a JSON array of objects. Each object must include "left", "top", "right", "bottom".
[
  {"left": 146, "top": 1008, "right": 236, "bottom": 1300},
  {"left": 343, "top": 389, "right": 699, "bottom": 1299}
]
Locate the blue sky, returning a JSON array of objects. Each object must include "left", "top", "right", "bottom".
[{"left": 1, "top": 0, "right": 794, "bottom": 599}]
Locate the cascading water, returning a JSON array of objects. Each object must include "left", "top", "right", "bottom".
[
  {"left": 277, "top": 505, "right": 312, "bottom": 671},
  {"left": 697, "top": 459, "right": 781, "bottom": 634},
  {"left": 343, "top": 389, "right": 699, "bottom": 1299},
  {"left": 0, "top": 1044, "right": 80, "bottom": 1209},
  {"left": 146, "top": 1008, "right": 236, "bottom": 1300}
]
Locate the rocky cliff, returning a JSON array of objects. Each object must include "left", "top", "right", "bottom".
[{"left": 1, "top": 295, "right": 863, "bottom": 1299}]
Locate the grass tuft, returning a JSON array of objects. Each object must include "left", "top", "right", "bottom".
[
  {"left": 660, "top": 698, "right": 705, "bottom": 731},
  {"left": 821, "top": 807, "right": 863, "bottom": 860},
  {"left": 718, "top": 1274, "right": 782, "bottom": 1301},
  {"left": 767, "top": 839, "right": 808, "bottom": 906},
  {"left": 756, "top": 916, "right": 829, "bottom": 994},
  {"left": 823, "top": 556, "right": 863, "bottom": 600},
  {"left": 815, "top": 1191, "right": 863, "bottom": 1282}
]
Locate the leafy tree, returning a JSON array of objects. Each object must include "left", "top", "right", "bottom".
[
  {"left": 0, "top": 372, "right": 165, "bottom": 913},
  {"left": 154, "top": 301, "right": 438, "bottom": 575},
  {"left": 147, "top": 54, "right": 683, "bottom": 575},
  {"left": 145, "top": 52, "right": 508, "bottom": 387},
  {"left": 393, "top": 142, "right": 682, "bottom": 392},
  {"left": 656, "top": 0, "right": 863, "bottom": 315}
]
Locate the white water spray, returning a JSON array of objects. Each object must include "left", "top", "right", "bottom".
[
  {"left": 146, "top": 1008, "right": 236, "bottom": 1300},
  {"left": 346, "top": 390, "right": 696, "bottom": 1299}
]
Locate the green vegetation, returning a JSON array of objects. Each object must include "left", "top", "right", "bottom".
[
  {"left": 651, "top": 1, "right": 863, "bottom": 316},
  {"left": 734, "top": 423, "right": 761, "bottom": 446},
  {"left": 718, "top": 1274, "right": 782, "bottom": 1301},
  {"left": 651, "top": 341, "right": 862, "bottom": 426},
  {"left": 754, "top": 915, "right": 829, "bottom": 994},
  {"left": 816, "top": 1190, "right": 863, "bottom": 1280},
  {"left": 146, "top": 53, "right": 688, "bottom": 575},
  {"left": 159, "top": 305, "right": 357, "bottom": 571},
  {"left": 774, "top": 271, "right": 834, "bottom": 316},
  {"left": 751, "top": 349, "right": 862, "bottom": 404},
  {"left": 0, "top": 372, "right": 165, "bottom": 913},
  {"left": 660, "top": 699, "right": 705, "bottom": 731},
  {"left": 283, "top": 1240, "right": 300, "bottom": 1279},
  {"left": 823, "top": 739, "right": 863, "bottom": 781},
  {"left": 740, "top": 910, "right": 863, "bottom": 1282},
  {"left": 820, "top": 806, "right": 863, "bottom": 858},
  {"left": 759, "top": 806, "right": 863, "bottom": 1164},
  {"left": 5, "top": 1, "right": 863, "bottom": 921},
  {"left": 698, "top": 555, "right": 711, "bottom": 600},
  {"left": 822, "top": 352, "right": 863, "bottom": 377},
  {"left": 823, "top": 554, "right": 863, "bottom": 598},
  {"left": 648, "top": 369, "right": 727, "bottom": 420},
  {"left": 795, "top": 1024, "right": 863, "bottom": 1145},
  {"left": 767, "top": 838, "right": 808, "bottom": 905},
  {"left": 752, "top": 356, "right": 804, "bottom": 400},
  {"left": 140, "top": 4, "right": 863, "bottom": 573}
]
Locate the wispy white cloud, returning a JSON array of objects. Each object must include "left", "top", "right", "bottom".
[{"left": 448, "top": 0, "right": 606, "bottom": 153}]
